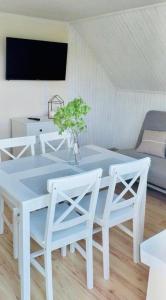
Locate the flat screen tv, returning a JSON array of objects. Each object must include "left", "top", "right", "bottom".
[{"left": 6, "top": 37, "right": 68, "bottom": 80}]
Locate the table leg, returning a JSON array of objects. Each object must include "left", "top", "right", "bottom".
[{"left": 20, "top": 205, "right": 31, "bottom": 300}]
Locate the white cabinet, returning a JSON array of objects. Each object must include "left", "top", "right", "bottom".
[{"left": 11, "top": 117, "right": 57, "bottom": 154}]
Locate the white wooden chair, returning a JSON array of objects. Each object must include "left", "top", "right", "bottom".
[
  {"left": 79, "top": 157, "right": 150, "bottom": 280},
  {"left": 39, "top": 131, "right": 70, "bottom": 154},
  {"left": 0, "top": 135, "right": 36, "bottom": 259},
  {"left": 0, "top": 135, "right": 36, "bottom": 161},
  {"left": 30, "top": 169, "right": 102, "bottom": 300}
]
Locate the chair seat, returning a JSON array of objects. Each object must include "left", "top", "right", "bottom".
[
  {"left": 30, "top": 203, "right": 87, "bottom": 247},
  {"left": 81, "top": 189, "right": 134, "bottom": 226}
]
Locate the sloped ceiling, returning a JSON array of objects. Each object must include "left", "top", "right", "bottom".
[
  {"left": 0, "top": 0, "right": 165, "bottom": 21},
  {"left": 72, "top": 3, "right": 166, "bottom": 92}
]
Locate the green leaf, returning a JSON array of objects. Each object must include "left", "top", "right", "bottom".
[{"left": 53, "top": 97, "right": 91, "bottom": 135}]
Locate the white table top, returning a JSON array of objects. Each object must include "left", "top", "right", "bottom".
[
  {"left": 141, "top": 230, "right": 166, "bottom": 268},
  {"left": 0, "top": 145, "right": 134, "bottom": 207}
]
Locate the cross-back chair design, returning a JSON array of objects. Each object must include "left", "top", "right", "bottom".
[
  {"left": 0, "top": 135, "right": 36, "bottom": 259},
  {"left": 39, "top": 131, "right": 70, "bottom": 154},
  {"left": 0, "top": 135, "right": 36, "bottom": 161},
  {"left": 30, "top": 168, "right": 102, "bottom": 300},
  {"left": 79, "top": 157, "right": 150, "bottom": 280}
]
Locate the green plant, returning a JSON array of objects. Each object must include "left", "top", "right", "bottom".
[{"left": 53, "top": 98, "right": 90, "bottom": 136}]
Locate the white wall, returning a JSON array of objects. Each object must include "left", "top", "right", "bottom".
[
  {"left": 2, "top": 7, "right": 166, "bottom": 151},
  {"left": 113, "top": 90, "right": 166, "bottom": 149},
  {"left": 72, "top": 3, "right": 166, "bottom": 92},
  {"left": 70, "top": 3, "right": 166, "bottom": 150},
  {"left": 68, "top": 23, "right": 166, "bottom": 150},
  {"left": 67, "top": 25, "right": 166, "bottom": 150},
  {"left": 67, "top": 26, "right": 116, "bottom": 147},
  {"left": 0, "top": 12, "right": 68, "bottom": 138}
]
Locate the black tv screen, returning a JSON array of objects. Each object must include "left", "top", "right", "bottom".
[{"left": 6, "top": 37, "right": 68, "bottom": 80}]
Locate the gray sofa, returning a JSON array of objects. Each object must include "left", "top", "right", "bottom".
[{"left": 118, "top": 110, "right": 166, "bottom": 193}]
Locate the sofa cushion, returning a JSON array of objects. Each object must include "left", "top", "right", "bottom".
[
  {"left": 136, "top": 110, "right": 166, "bottom": 148},
  {"left": 137, "top": 130, "right": 166, "bottom": 158},
  {"left": 118, "top": 149, "right": 166, "bottom": 190}
]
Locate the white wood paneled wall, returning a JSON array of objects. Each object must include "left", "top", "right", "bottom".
[
  {"left": 67, "top": 26, "right": 116, "bottom": 148},
  {"left": 72, "top": 3, "right": 166, "bottom": 92},
  {"left": 68, "top": 3, "right": 166, "bottom": 149},
  {"left": 114, "top": 90, "right": 166, "bottom": 149}
]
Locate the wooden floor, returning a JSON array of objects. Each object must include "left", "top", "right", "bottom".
[{"left": 0, "top": 189, "right": 166, "bottom": 300}]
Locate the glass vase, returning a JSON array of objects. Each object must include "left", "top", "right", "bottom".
[{"left": 68, "top": 133, "right": 81, "bottom": 165}]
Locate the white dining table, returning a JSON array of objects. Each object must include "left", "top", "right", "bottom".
[{"left": 0, "top": 144, "right": 134, "bottom": 300}]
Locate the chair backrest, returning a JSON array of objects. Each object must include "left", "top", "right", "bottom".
[
  {"left": 136, "top": 110, "right": 166, "bottom": 148},
  {"left": 45, "top": 169, "right": 102, "bottom": 245},
  {"left": 39, "top": 131, "right": 70, "bottom": 154},
  {"left": 0, "top": 136, "right": 36, "bottom": 161},
  {"left": 102, "top": 157, "right": 151, "bottom": 222}
]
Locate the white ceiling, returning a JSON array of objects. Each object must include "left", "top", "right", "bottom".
[{"left": 0, "top": 0, "right": 165, "bottom": 21}]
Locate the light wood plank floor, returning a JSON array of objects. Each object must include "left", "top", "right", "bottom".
[{"left": 0, "top": 189, "right": 166, "bottom": 300}]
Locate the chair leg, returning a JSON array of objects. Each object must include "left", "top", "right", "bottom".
[
  {"left": 44, "top": 250, "right": 53, "bottom": 300},
  {"left": 133, "top": 237, "right": 140, "bottom": 263},
  {"left": 0, "top": 197, "right": 4, "bottom": 234},
  {"left": 70, "top": 243, "right": 75, "bottom": 253},
  {"left": 13, "top": 208, "right": 19, "bottom": 259},
  {"left": 61, "top": 246, "right": 67, "bottom": 257},
  {"left": 133, "top": 211, "right": 145, "bottom": 263},
  {"left": 133, "top": 225, "right": 144, "bottom": 263},
  {"left": 18, "top": 221, "right": 21, "bottom": 276},
  {"left": 86, "top": 237, "right": 93, "bottom": 289},
  {"left": 102, "top": 227, "right": 110, "bottom": 280}
]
